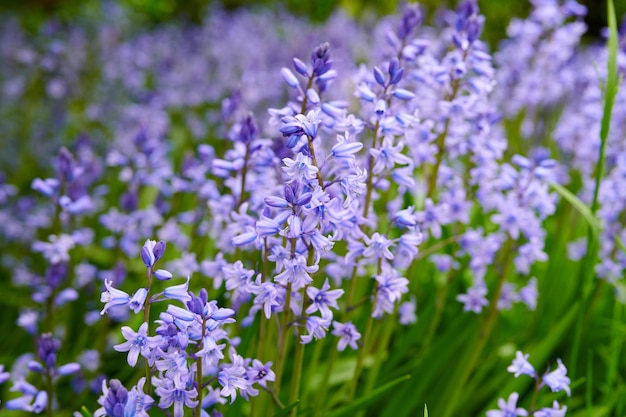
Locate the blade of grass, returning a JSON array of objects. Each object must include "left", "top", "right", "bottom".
[
  {"left": 327, "top": 375, "right": 411, "bottom": 417},
  {"left": 79, "top": 407, "right": 93, "bottom": 417},
  {"left": 548, "top": 182, "right": 600, "bottom": 239},
  {"left": 273, "top": 401, "right": 300, "bottom": 417},
  {"left": 570, "top": 0, "right": 619, "bottom": 383}
]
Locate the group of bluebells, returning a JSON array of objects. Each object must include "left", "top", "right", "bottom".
[{"left": 0, "top": 0, "right": 622, "bottom": 415}]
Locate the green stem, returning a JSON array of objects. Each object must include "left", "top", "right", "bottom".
[
  {"left": 440, "top": 238, "right": 515, "bottom": 417},
  {"left": 236, "top": 143, "right": 251, "bottom": 210},
  {"left": 571, "top": 0, "right": 618, "bottom": 380},
  {"left": 421, "top": 270, "right": 454, "bottom": 356},
  {"left": 45, "top": 368, "right": 53, "bottom": 417},
  {"left": 427, "top": 79, "right": 461, "bottom": 199},
  {"left": 264, "top": 385, "right": 286, "bottom": 409},
  {"left": 274, "top": 282, "right": 293, "bottom": 397},
  {"left": 196, "top": 317, "right": 207, "bottom": 416},
  {"left": 289, "top": 328, "right": 306, "bottom": 415},
  {"left": 143, "top": 267, "right": 153, "bottom": 393},
  {"left": 315, "top": 341, "right": 338, "bottom": 417},
  {"left": 348, "top": 305, "right": 375, "bottom": 401},
  {"left": 529, "top": 376, "right": 541, "bottom": 413},
  {"left": 363, "top": 121, "right": 380, "bottom": 220},
  {"left": 364, "top": 310, "right": 395, "bottom": 394}
]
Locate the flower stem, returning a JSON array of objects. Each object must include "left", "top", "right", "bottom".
[
  {"left": 363, "top": 121, "right": 380, "bottom": 220},
  {"left": 440, "top": 237, "right": 515, "bottom": 417},
  {"left": 196, "top": 316, "right": 207, "bottom": 417},
  {"left": 348, "top": 305, "right": 374, "bottom": 401},
  {"left": 274, "top": 282, "right": 293, "bottom": 397},
  {"left": 143, "top": 267, "right": 153, "bottom": 393},
  {"left": 236, "top": 143, "right": 251, "bottom": 210},
  {"left": 289, "top": 328, "right": 306, "bottom": 415},
  {"left": 315, "top": 341, "right": 338, "bottom": 417},
  {"left": 427, "top": 79, "right": 461, "bottom": 199},
  {"left": 45, "top": 367, "right": 53, "bottom": 417}
]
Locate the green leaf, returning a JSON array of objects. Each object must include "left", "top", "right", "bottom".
[
  {"left": 601, "top": 0, "right": 619, "bottom": 147},
  {"left": 548, "top": 182, "right": 600, "bottom": 239},
  {"left": 328, "top": 375, "right": 411, "bottom": 417},
  {"left": 79, "top": 406, "right": 93, "bottom": 417},
  {"left": 273, "top": 400, "right": 300, "bottom": 417},
  {"left": 615, "top": 236, "right": 626, "bottom": 255},
  {"left": 424, "top": 404, "right": 429, "bottom": 417},
  {"left": 592, "top": 0, "right": 619, "bottom": 215}
]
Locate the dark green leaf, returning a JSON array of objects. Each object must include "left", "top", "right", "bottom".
[{"left": 328, "top": 375, "right": 411, "bottom": 417}]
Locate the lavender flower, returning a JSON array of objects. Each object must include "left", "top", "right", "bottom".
[
  {"left": 306, "top": 278, "right": 344, "bottom": 319},
  {"left": 456, "top": 283, "right": 489, "bottom": 313},
  {"left": 507, "top": 351, "right": 536, "bottom": 378},
  {"left": 141, "top": 239, "right": 166, "bottom": 268},
  {"left": 331, "top": 321, "right": 361, "bottom": 351},
  {"left": 153, "top": 373, "right": 198, "bottom": 417},
  {"left": 114, "top": 322, "right": 160, "bottom": 367},
  {"left": 486, "top": 392, "right": 528, "bottom": 417},
  {"left": 542, "top": 359, "right": 571, "bottom": 396},
  {"left": 534, "top": 401, "right": 567, "bottom": 417}
]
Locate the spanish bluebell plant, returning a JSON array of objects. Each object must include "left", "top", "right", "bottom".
[{"left": 0, "top": 0, "right": 624, "bottom": 416}]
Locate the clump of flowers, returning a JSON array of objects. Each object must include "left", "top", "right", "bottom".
[
  {"left": 0, "top": 0, "right": 623, "bottom": 416},
  {"left": 487, "top": 351, "right": 571, "bottom": 417}
]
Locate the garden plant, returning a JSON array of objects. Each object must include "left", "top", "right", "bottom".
[{"left": 0, "top": 0, "right": 625, "bottom": 416}]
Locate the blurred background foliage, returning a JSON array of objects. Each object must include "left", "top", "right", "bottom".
[{"left": 1, "top": 0, "right": 626, "bottom": 47}]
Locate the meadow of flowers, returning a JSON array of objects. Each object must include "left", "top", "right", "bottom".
[{"left": 0, "top": 0, "right": 625, "bottom": 416}]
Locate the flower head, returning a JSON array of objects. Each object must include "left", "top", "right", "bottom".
[
  {"left": 542, "top": 359, "right": 571, "bottom": 396},
  {"left": 507, "top": 351, "right": 535, "bottom": 378},
  {"left": 486, "top": 392, "right": 528, "bottom": 417}
]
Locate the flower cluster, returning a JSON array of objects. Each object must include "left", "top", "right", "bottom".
[
  {"left": 487, "top": 351, "right": 570, "bottom": 417},
  {"left": 0, "top": 0, "right": 623, "bottom": 416}
]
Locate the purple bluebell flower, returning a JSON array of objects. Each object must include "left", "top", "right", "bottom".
[
  {"left": 0, "top": 365, "right": 10, "bottom": 384},
  {"left": 31, "top": 178, "right": 60, "bottom": 197},
  {"left": 153, "top": 373, "right": 198, "bottom": 417},
  {"left": 363, "top": 233, "right": 395, "bottom": 260},
  {"left": 456, "top": 283, "right": 489, "bottom": 313},
  {"left": 519, "top": 278, "right": 538, "bottom": 311},
  {"left": 370, "top": 137, "right": 412, "bottom": 174},
  {"left": 507, "top": 351, "right": 536, "bottom": 378},
  {"left": 32, "top": 234, "right": 75, "bottom": 264},
  {"left": 281, "top": 67, "right": 300, "bottom": 89},
  {"left": 542, "top": 359, "right": 571, "bottom": 396},
  {"left": 153, "top": 269, "right": 173, "bottom": 281},
  {"left": 274, "top": 255, "right": 318, "bottom": 290},
  {"left": 534, "top": 401, "right": 567, "bottom": 417},
  {"left": 128, "top": 288, "right": 148, "bottom": 314},
  {"left": 373, "top": 264, "right": 409, "bottom": 318},
  {"left": 486, "top": 392, "right": 528, "bottom": 417},
  {"left": 301, "top": 316, "right": 332, "bottom": 344},
  {"left": 331, "top": 137, "right": 363, "bottom": 161},
  {"left": 398, "top": 299, "right": 417, "bottom": 325},
  {"left": 5, "top": 379, "right": 47, "bottom": 413},
  {"left": 217, "top": 351, "right": 249, "bottom": 403},
  {"left": 114, "top": 322, "right": 159, "bottom": 367},
  {"left": 140, "top": 239, "right": 166, "bottom": 268},
  {"left": 100, "top": 280, "right": 131, "bottom": 315},
  {"left": 306, "top": 278, "right": 344, "bottom": 319},
  {"left": 37, "top": 333, "right": 60, "bottom": 368},
  {"left": 497, "top": 283, "right": 520, "bottom": 310},
  {"left": 250, "top": 280, "right": 284, "bottom": 319},
  {"left": 393, "top": 206, "right": 417, "bottom": 228},
  {"left": 97, "top": 379, "right": 128, "bottom": 417},
  {"left": 282, "top": 153, "right": 319, "bottom": 183},
  {"left": 163, "top": 277, "right": 192, "bottom": 303},
  {"left": 331, "top": 321, "right": 361, "bottom": 351},
  {"left": 246, "top": 359, "right": 275, "bottom": 388},
  {"left": 45, "top": 261, "right": 68, "bottom": 289}
]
